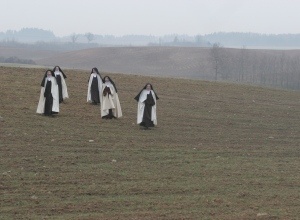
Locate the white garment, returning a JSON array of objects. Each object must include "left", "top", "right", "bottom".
[
  {"left": 87, "top": 73, "right": 103, "bottom": 103},
  {"left": 137, "top": 90, "right": 157, "bottom": 125},
  {"left": 54, "top": 71, "right": 69, "bottom": 99},
  {"left": 36, "top": 76, "right": 59, "bottom": 114},
  {"left": 101, "top": 82, "right": 122, "bottom": 118}
]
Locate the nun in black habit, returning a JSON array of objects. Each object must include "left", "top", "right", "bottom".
[
  {"left": 101, "top": 76, "right": 122, "bottom": 119},
  {"left": 87, "top": 67, "right": 103, "bottom": 105},
  {"left": 134, "top": 83, "right": 159, "bottom": 129},
  {"left": 53, "top": 66, "right": 68, "bottom": 103},
  {"left": 36, "top": 70, "right": 59, "bottom": 116}
]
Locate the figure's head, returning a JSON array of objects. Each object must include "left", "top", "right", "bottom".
[
  {"left": 144, "top": 83, "right": 153, "bottom": 91},
  {"left": 104, "top": 76, "right": 110, "bottom": 82},
  {"left": 146, "top": 84, "right": 152, "bottom": 91},
  {"left": 55, "top": 66, "right": 59, "bottom": 71},
  {"left": 92, "top": 67, "right": 99, "bottom": 74},
  {"left": 47, "top": 70, "right": 53, "bottom": 77}
]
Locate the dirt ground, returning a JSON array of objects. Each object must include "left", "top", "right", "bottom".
[{"left": 1, "top": 66, "right": 300, "bottom": 219}]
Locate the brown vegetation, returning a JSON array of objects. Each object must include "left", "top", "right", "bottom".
[{"left": 0, "top": 46, "right": 60, "bottom": 60}]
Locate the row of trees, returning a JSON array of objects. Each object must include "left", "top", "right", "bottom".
[
  {"left": 0, "top": 28, "right": 56, "bottom": 43},
  {"left": 3, "top": 28, "right": 300, "bottom": 48},
  {"left": 210, "top": 44, "right": 300, "bottom": 90}
]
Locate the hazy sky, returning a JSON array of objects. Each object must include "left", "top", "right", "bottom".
[{"left": 1, "top": 0, "right": 300, "bottom": 36}]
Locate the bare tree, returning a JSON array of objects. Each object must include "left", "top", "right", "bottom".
[
  {"left": 158, "top": 37, "right": 162, "bottom": 45},
  {"left": 210, "top": 43, "right": 223, "bottom": 80},
  {"left": 173, "top": 36, "right": 179, "bottom": 43},
  {"left": 71, "top": 33, "right": 79, "bottom": 43},
  {"left": 195, "top": 35, "right": 203, "bottom": 45},
  {"left": 296, "top": 57, "right": 300, "bottom": 90},
  {"left": 238, "top": 46, "right": 247, "bottom": 82},
  {"left": 85, "top": 32, "right": 94, "bottom": 43},
  {"left": 279, "top": 52, "right": 286, "bottom": 87}
]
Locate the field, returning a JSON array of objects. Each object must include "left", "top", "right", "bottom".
[
  {"left": 0, "top": 46, "right": 60, "bottom": 60},
  {"left": 35, "top": 47, "right": 212, "bottom": 79},
  {"left": 1, "top": 66, "right": 300, "bottom": 219}
]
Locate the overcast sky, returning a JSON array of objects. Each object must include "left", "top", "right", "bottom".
[{"left": 1, "top": 0, "right": 299, "bottom": 36}]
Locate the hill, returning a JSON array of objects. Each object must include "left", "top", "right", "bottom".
[
  {"left": 36, "top": 46, "right": 213, "bottom": 79},
  {"left": 1, "top": 66, "right": 300, "bottom": 219},
  {"left": 35, "top": 46, "right": 300, "bottom": 90},
  {"left": 0, "top": 46, "right": 60, "bottom": 60},
  {"left": 2, "top": 45, "right": 300, "bottom": 90}
]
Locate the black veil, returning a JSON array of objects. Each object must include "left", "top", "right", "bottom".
[
  {"left": 134, "top": 83, "right": 159, "bottom": 101},
  {"left": 41, "top": 70, "right": 56, "bottom": 87},
  {"left": 102, "top": 76, "right": 118, "bottom": 93},
  {"left": 53, "top": 66, "right": 67, "bottom": 79}
]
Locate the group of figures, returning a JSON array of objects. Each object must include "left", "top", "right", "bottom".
[{"left": 36, "top": 66, "right": 159, "bottom": 129}]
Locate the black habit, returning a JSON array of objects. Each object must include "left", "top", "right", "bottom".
[{"left": 44, "top": 80, "right": 53, "bottom": 116}]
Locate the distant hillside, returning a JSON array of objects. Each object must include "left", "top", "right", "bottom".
[
  {"left": 36, "top": 47, "right": 213, "bottom": 79},
  {"left": 0, "top": 46, "right": 60, "bottom": 60},
  {"left": 2, "top": 43, "right": 300, "bottom": 90},
  {"left": 35, "top": 46, "right": 300, "bottom": 90}
]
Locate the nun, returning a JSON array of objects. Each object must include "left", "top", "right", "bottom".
[
  {"left": 134, "top": 83, "right": 159, "bottom": 129},
  {"left": 36, "top": 70, "right": 59, "bottom": 116},
  {"left": 101, "top": 76, "right": 122, "bottom": 119},
  {"left": 53, "top": 66, "right": 68, "bottom": 103},
  {"left": 87, "top": 67, "right": 103, "bottom": 105}
]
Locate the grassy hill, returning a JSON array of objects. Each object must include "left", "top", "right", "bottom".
[
  {"left": 3, "top": 46, "right": 300, "bottom": 91},
  {"left": 1, "top": 66, "right": 300, "bottom": 219},
  {"left": 36, "top": 47, "right": 212, "bottom": 79},
  {"left": 0, "top": 46, "right": 60, "bottom": 60},
  {"left": 34, "top": 47, "right": 300, "bottom": 91}
]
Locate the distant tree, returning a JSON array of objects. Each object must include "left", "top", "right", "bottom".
[
  {"left": 158, "top": 37, "right": 162, "bottom": 45},
  {"left": 71, "top": 33, "right": 79, "bottom": 43},
  {"left": 297, "top": 57, "right": 300, "bottom": 90},
  {"left": 210, "top": 43, "right": 223, "bottom": 80},
  {"left": 238, "top": 46, "right": 247, "bottom": 82},
  {"left": 85, "top": 32, "right": 94, "bottom": 43},
  {"left": 279, "top": 52, "right": 286, "bottom": 87},
  {"left": 195, "top": 35, "right": 204, "bottom": 44},
  {"left": 173, "top": 36, "right": 179, "bottom": 43}
]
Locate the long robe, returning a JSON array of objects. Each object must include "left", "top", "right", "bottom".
[
  {"left": 101, "top": 82, "right": 122, "bottom": 118},
  {"left": 87, "top": 73, "right": 102, "bottom": 104},
  {"left": 54, "top": 71, "right": 68, "bottom": 103},
  {"left": 44, "top": 80, "right": 53, "bottom": 115},
  {"left": 37, "top": 77, "right": 59, "bottom": 114},
  {"left": 136, "top": 90, "right": 157, "bottom": 126}
]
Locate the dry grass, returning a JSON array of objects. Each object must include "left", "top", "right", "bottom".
[
  {"left": 0, "top": 46, "right": 60, "bottom": 60},
  {"left": 36, "top": 47, "right": 212, "bottom": 78},
  {"left": 1, "top": 66, "right": 300, "bottom": 219}
]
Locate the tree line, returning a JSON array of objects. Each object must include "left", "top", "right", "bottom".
[
  {"left": 210, "top": 44, "right": 300, "bottom": 90},
  {"left": 3, "top": 28, "right": 300, "bottom": 48}
]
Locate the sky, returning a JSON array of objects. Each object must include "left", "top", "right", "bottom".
[{"left": 1, "top": 0, "right": 300, "bottom": 37}]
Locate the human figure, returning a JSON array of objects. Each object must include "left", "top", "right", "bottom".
[
  {"left": 101, "top": 76, "right": 122, "bottom": 119},
  {"left": 36, "top": 70, "right": 59, "bottom": 116},
  {"left": 87, "top": 67, "right": 103, "bottom": 105},
  {"left": 134, "top": 83, "right": 159, "bottom": 129},
  {"left": 53, "top": 66, "right": 68, "bottom": 103}
]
